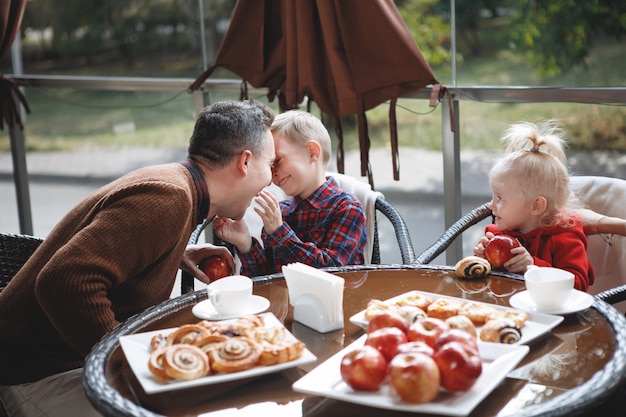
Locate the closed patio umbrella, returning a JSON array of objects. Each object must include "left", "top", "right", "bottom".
[{"left": 189, "top": 0, "right": 442, "bottom": 187}]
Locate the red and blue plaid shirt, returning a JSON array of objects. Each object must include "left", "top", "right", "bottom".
[{"left": 238, "top": 176, "right": 367, "bottom": 276}]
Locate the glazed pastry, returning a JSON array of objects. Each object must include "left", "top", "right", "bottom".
[
  {"left": 445, "top": 314, "right": 478, "bottom": 337},
  {"left": 427, "top": 298, "right": 462, "bottom": 320},
  {"left": 209, "top": 337, "right": 261, "bottom": 373},
  {"left": 454, "top": 256, "right": 492, "bottom": 279},
  {"left": 258, "top": 339, "right": 305, "bottom": 366},
  {"left": 397, "top": 305, "right": 428, "bottom": 324},
  {"left": 364, "top": 299, "right": 400, "bottom": 321},
  {"left": 479, "top": 319, "right": 522, "bottom": 344},
  {"left": 149, "top": 333, "right": 167, "bottom": 352},
  {"left": 250, "top": 325, "right": 287, "bottom": 345},
  {"left": 458, "top": 302, "right": 498, "bottom": 326},
  {"left": 489, "top": 309, "right": 529, "bottom": 328},
  {"left": 393, "top": 290, "right": 435, "bottom": 310}
]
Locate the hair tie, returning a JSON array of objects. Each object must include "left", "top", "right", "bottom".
[{"left": 530, "top": 144, "right": 540, "bottom": 152}]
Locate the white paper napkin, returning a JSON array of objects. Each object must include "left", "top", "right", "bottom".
[{"left": 282, "top": 263, "right": 344, "bottom": 333}]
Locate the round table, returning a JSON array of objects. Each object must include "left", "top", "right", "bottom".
[{"left": 83, "top": 264, "right": 626, "bottom": 417}]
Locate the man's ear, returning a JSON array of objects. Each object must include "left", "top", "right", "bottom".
[
  {"left": 237, "top": 150, "right": 252, "bottom": 175},
  {"left": 531, "top": 195, "right": 548, "bottom": 215},
  {"left": 306, "top": 141, "right": 321, "bottom": 161}
]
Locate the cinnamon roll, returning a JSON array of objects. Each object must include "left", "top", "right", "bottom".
[
  {"left": 165, "top": 324, "right": 211, "bottom": 346},
  {"left": 209, "top": 337, "right": 261, "bottom": 373},
  {"left": 161, "top": 344, "right": 210, "bottom": 381},
  {"left": 479, "top": 319, "right": 522, "bottom": 344},
  {"left": 455, "top": 256, "right": 492, "bottom": 279}
]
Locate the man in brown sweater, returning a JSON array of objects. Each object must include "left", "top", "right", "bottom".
[{"left": 0, "top": 100, "right": 276, "bottom": 416}]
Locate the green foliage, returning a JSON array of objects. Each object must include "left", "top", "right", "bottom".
[
  {"left": 512, "top": 0, "right": 626, "bottom": 76},
  {"left": 395, "top": 0, "right": 452, "bottom": 68}
]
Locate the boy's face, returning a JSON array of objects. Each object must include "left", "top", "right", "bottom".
[{"left": 271, "top": 132, "right": 321, "bottom": 199}]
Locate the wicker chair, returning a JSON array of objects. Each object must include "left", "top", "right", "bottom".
[
  {"left": 571, "top": 176, "right": 626, "bottom": 312},
  {"left": 0, "top": 232, "right": 44, "bottom": 293},
  {"left": 180, "top": 175, "right": 416, "bottom": 294},
  {"left": 0, "top": 232, "right": 43, "bottom": 417},
  {"left": 415, "top": 202, "right": 493, "bottom": 265}
]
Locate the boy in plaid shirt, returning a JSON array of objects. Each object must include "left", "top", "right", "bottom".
[{"left": 214, "top": 110, "right": 367, "bottom": 276}]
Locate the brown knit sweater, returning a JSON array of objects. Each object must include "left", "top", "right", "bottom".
[{"left": 0, "top": 163, "right": 199, "bottom": 384}]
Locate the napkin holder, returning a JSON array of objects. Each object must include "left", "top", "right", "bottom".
[
  {"left": 283, "top": 262, "right": 344, "bottom": 333},
  {"left": 292, "top": 293, "right": 344, "bottom": 333}
]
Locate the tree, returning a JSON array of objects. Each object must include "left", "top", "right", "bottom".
[{"left": 513, "top": 0, "right": 626, "bottom": 76}]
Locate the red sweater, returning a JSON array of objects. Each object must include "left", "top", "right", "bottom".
[
  {"left": 0, "top": 163, "right": 199, "bottom": 384},
  {"left": 486, "top": 221, "right": 594, "bottom": 292}
]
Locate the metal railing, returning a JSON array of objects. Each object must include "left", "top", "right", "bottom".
[{"left": 5, "top": 74, "right": 626, "bottom": 261}]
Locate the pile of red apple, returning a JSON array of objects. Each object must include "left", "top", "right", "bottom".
[{"left": 340, "top": 312, "right": 483, "bottom": 404}]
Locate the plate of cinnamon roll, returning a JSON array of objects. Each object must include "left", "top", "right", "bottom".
[
  {"left": 119, "top": 313, "right": 317, "bottom": 394},
  {"left": 349, "top": 290, "right": 564, "bottom": 346}
]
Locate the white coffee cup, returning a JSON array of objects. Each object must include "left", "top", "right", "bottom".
[
  {"left": 207, "top": 275, "right": 252, "bottom": 316},
  {"left": 524, "top": 266, "right": 575, "bottom": 311}
]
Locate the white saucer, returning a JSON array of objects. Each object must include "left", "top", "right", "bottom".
[
  {"left": 192, "top": 295, "right": 270, "bottom": 320},
  {"left": 509, "top": 290, "right": 594, "bottom": 315}
]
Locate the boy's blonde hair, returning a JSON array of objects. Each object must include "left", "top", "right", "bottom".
[
  {"left": 271, "top": 110, "right": 332, "bottom": 166},
  {"left": 490, "top": 120, "right": 574, "bottom": 228}
]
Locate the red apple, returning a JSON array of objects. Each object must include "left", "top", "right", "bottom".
[
  {"left": 396, "top": 341, "right": 435, "bottom": 357},
  {"left": 340, "top": 345, "right": 388, "bottom": 391},
  {"left": 484, "top": 235, "right": 520, "bottom": 268},
  {"left": 367, "top": 312, "right": 410, "bottom": 335},
  {"left": 388, "top": 352, "right": 441, "bottom": 403},
  {"left": 432, "top": 341, "right": 482, "bottom": 392},
  {"left": 198, "top": 255, "right": 232, "bottom": 281},
  {"left": 364, "top": 327, "right": 408, "bottom": 361},
  {"left": 407, "top": 317, "right": 450, "bottom": 348},
  {"left": 434, "top": 329, "right": 479, "bottom": 355}
]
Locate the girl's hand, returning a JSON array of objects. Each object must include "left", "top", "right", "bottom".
[
  {"left": 504, "top": 246, "right": 534, "bottom": 274},
  {"left": 473, "top": 232, "right": 495, "bottom": 258}
]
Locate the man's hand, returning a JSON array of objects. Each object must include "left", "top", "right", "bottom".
[{"left": 180, "top": 244, "right": 236, "bottom": 284}]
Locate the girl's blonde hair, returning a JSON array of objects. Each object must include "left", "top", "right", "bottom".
[
  {"left": 270, "top": 110, "right": 332, "bottom": 165},
  {"left": 490, "top": 120, "right": 574, "bottom": 228}
]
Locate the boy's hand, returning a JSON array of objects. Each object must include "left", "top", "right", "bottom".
[
  {"left": 254, "top": 189, "right": 283, "bottom": 234},
  {"left": 213, "top": 216, "right": 252, "bottom": 253}
]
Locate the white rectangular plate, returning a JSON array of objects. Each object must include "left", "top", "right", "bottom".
[
  {"left": 292, "top": 334, "right": 529, "bottom": 416},
  {"left": 120, "top": 312, "right": 317, "bottom": 394},
  {"left": 349, "top": 290, "right": 563, "bottom": 345}
]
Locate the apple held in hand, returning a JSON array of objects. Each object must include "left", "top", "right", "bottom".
[
  {"left": 340, "top": 345, "right": 388, "bottom": 391},
  {"left": 367, "top": 312, "right": 410, "bottom": 335},
  {"left": 198, "top": 255, "right": 232, "bottom": 281},
  {"left": 365, "top": 327, "right": 408, "bottom": 361},
  {"left": 433, "top": 341, "right": 482, "bottom": 392},
  {"left": 484, "top": 235, "right": 520, "bottom": 268},
  {"left": 388, "top": 352, "right": 441, "bottom": 403}
]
